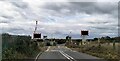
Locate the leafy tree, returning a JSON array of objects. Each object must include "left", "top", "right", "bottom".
[{"left": 93, "top": 38, "right": 98, "bottom": 41}]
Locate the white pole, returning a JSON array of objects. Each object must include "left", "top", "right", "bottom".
[{"left": 82, "top": 35, "right": 86, "bottom": 45}]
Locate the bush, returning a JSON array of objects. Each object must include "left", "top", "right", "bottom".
[
  {"left": 2, "top": 33, "right": 40, "bottom": 59},
  {"left": 82, "top": 45, "right": 119, "bottom": 59}
]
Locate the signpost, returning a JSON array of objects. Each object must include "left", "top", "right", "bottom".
[
  {"left": 81, "top": 30, "right": 89, "bottom": 45},
  {"left": 32, "top": 21, "right": 42, "bottom": 42}
]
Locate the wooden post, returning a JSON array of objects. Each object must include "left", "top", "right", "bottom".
[
  {"left": 113, "top": 40, "right": 116, "bottom": 50},
  {"left": 98, "top": 38, "right": 101, "bottom": 49}
]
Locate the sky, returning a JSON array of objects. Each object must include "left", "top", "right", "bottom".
[{"left": 0, "top": 0, "right": 119, "bottom": 39}]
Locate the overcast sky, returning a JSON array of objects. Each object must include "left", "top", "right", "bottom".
[{"left": 0, "top": 0, "right": 119, "bottom": 39}]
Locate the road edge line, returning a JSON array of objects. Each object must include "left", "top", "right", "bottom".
[
  {"left": 35, "top": 46, "right": 50, "bottom": 61},
  {"left": 45, "top": 46, "right": 50, "bottom": 52},
  {"left": 34, "top": 51, "right": 42, "bottom": 61}
]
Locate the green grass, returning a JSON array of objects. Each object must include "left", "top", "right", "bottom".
[{"left": 67, "top": 42, "right": 120, "bottom": 61}]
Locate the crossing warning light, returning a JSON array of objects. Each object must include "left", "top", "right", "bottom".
[
  {"left": 81, "top": 31, "right": 89, "bottom": 36},
  {"left": 33, "top": 33, "right": 41, "bottom": 38}
]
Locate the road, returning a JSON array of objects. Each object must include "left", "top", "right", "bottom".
[{"left": 35, "top": 45, "right": 105, "bottom": 61}]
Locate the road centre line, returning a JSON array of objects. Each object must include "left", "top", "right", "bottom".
[
  {"left": 59, "top": 51, "right": 76, "bottom": 61},
  {"left": 62, "top": 51, "right": 74, "bottom": 59},
  {"left": 61, "top": 51, "right": 77, "bottom": 61},
  {"left": 59, "top": 51, "right": 71, "bottom": 60}
]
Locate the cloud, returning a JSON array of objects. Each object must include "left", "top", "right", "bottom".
[
  {"left": 44, "top": 2, "right": 117, "bottom": 17},
  {"left": 0, "top": 0, "right": 118, "bottom": 38}
]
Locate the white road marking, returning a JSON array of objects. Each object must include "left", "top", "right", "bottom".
[
  {"left": 59, "top": 51, "right": 71, "bottom": 60},
  {"left": 61, "top": 51, "right": 76, "bottom": 61},
  {"left": 65, "top": 46, "right": 77, "bottom": 52},
  {"left": 35, "top": 46, "right": 51, "bottom": 61},
  {"left": 72, "top": 51, "right": 77, "bottom": 52},
  {"left": 65, "top": 46, "right": 73, "bottom": 51},
  {"left": 62, "top": 51, "right": 74, "bottom": 59},
  {"left": 51, "top": 50, "right": 59, "bottom": 52},
  {"left": 35, "top": 46, "right": 77, "bottom": 61},
  {"left": 59, "top": 51, "right": 76, "bottom": 61},
  {"left": 34, "top": 52, "right": 42, "bottom": 61},
  {"left": 58, "top": 46, "right": 60, "bottom": 48},
  {"left": 45, "top": 46, "right": 50, "bottom": 52}
]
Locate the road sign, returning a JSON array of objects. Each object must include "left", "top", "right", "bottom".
[{"left": 80, "top": 30, "right": 89, "bottom": 45}]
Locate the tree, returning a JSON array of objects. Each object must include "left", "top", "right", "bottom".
[{"left": 93, "top": 38, "right": 98, "bottom": 41}]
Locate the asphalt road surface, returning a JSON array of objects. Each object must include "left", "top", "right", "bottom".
[{"left": 35, "top": 45, "right": 105, "bottom": 61}]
